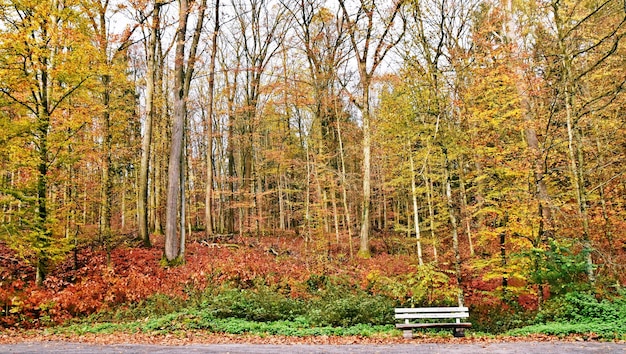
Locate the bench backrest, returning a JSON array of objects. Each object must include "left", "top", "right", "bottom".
[{"left": 395, "top": 307, "right": 469, "bottom": 323}]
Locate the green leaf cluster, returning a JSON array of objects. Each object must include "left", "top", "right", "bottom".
[
  {"left": 527, "top": 239, "right": 590, "bottom": 296},
  {"left": 508, "top": 291, "right": 626, "bottom": 340}
]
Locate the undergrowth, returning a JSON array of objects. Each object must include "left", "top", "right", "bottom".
[
  {"left": 53, "top": 311, "right": 397, "bottom": 337},
  {"left": 507, "top": 291, "right": 626, "bottom": 340},
  {"left": 56, "top": 286, "right": 398, "bottom": 337},
  {"left": 67, "top": 278, "right": 399, "bottom": 336}
]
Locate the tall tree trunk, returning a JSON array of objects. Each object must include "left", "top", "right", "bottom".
[
  {"left": 138, "top": 1, "right": 161, "bottom": 247},
  {"left": 500, "top": 230, "right": 508, "bottom": 300},
  {"left": 458, "top": 157, "right": 474, "bottom": 257},
  {"left": 359, "top": 81, "right": 372, "bottom": 257},
  {"left": 444, "top": 150, "right": 464, "bottom": 307},
  {"left": 153, "top": 137, "right": 163, "bottom": 234},
  {"left": 423, "top": 172, "right": 438, "bottom": 263},
  {"left": 336, "top": 114, "right": 353, "bottom": 258},
  {"left": 164, "top": 0, "right": 190, "bottom": 262},
  {"left": 35, "top": 104, "right": 50, "bottom": 286},
  {"left": 165, "top": 0, "right": 205, "bottom": 262},
  {"left": 204, "top": 0, "right": 220, "bottom": 239},
  {"left": 179, "top": 130, "right": 187, "bottom": 259},
  {"left": 227, "top": 103, "right": 236, "bottom": 234},
  {"left": 121, "top": 171, "right": 126, "bottom": 230},
  {"left": 556, "top": 10, "right": 595, "bottom": 283},
  {"left": 339, "top": 0, "right": 405, "bottom": 257},
  {"left": 100, "top": 73, "right": 113, "bottom": 264},
  {"left": 409, "top": 149, "right": 424, "bottom": 265},
  {"left": 278, "top": 169, "right": 285, "bottom": 230},
  {"left": 331, "top": 184, "right": 340, "bottom": 244},
  {"left": 34, "top": 20, "right": 54, "bottom": 284},
  {"left": 304, "top": 143, "right": 312, "bottom": 243},
  {"left": 595, "top": 136, "right": 618, "bottom": 288}
]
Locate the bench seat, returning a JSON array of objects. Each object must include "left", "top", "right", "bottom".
[
  {"left": 394, "top": 307, "right": 471, "bottom": 338},
  {"left": 396, "top": 322, "right": 472, "bottom": 329}
]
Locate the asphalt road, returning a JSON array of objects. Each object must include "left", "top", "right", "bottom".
[{"left": 0, "top": 341, "right": 624, "bottom": 353}]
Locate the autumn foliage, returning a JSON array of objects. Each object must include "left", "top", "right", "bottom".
[{"left": 0, "top": 232, "right": 501, "bottom": 329}]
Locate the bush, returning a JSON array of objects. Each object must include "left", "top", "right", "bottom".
[
  {"left": 507, "top": 291, "right": 626, "bottom": 340},
  {"left": 308, "top": 291, "right": 394, "bottom": 327},
  {"left": 527, "top": 240, "right": 591, "bottom": 297},
  {"left": 202, "top": 286, "right": 304, "bottom": 322},
  {"left": 534, "top": 292, "right": 626, "bottom": 324},
  {"left": 85, "top": 293, "right": 188, "bottom": 322},
  {"left": 306, "top": 278, "right": 395, "bottom": 327},
  {"left": 469, "top": 300, "right": 534, "bottom": 334},
  {"left": 200, "top": 280, "right": 395, "bottom": 327}
]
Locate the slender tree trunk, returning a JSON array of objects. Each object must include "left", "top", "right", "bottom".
[
  {"left": 154, "top": 44, "right": 168, "bottom": 236},
  {"left": 336, "top": 116, "right": 353, "bottom": 258},
  {"left": 164, "top": 0, "right": 190, "bottom": 262},
  {"left": 205, "top": 0, "right": 220, "bottom": 239},
  {"left": 444, "top": 150, "right": 464, "bottom": 307},
  {"left": 100, "top": 73, "right": 113, "bottom": 264},
  {"left": 64, "top": 152, "right": 74, "bottom": 240},
  {"left": 382, "top": 175, "right": 388, "bottom": 230},
  {"left": 225, "top": 66, "right": 237, "bottom": 234},
  {"left": 359, "top": 82, "right": 372, "bottom": 257},
  {"left": 331, "top": 184, "right": 340, "bottom": 244},
  {"left": 560, "top": 43, "right": 594, "bottom": 283},
  {"left": 423, "top": 172, "right": 438, "bottom": 263},
  {"left": 35, "top": 103, "right": 51, "bottom": 286},
  {"left": 179, "top": 130, "right": 187, "bottom": 259},
  {"left": 138, "top": 1, "right": 160, "bottom": 247},
  {"left": 338, "top": 0, "right": 404, "bottom": 256},
  {"left": 153, "top": 138, "right": 163, "bottom": 234},
  {"left": 458, "top": 158, "right": 474, "bottom": 257},
  {"left": 304, "top": 144, "right": 312, "bottom": 243},
  {"left": 409, "top": 149, "right": 424, "bottom": 266},
  {"left": 278, "top": 169, "right": 285, "bottom": 230},
  {"left": 121, "top": 171, "right": 126, "bottom": 230},
  {"left": 500, "top": 230, "right": 508, "bottom": 300}
]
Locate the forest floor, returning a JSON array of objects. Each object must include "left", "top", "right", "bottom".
[
  {"left": 0, "top": 336, "right": 625, "bottom": 354},
  {"left": 0, "top": 329, "right": 624, "bottom": 345}
]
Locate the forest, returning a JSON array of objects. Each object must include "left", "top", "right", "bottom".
[{"left": 0, "top": 0, "right": 625, "bottom": 339}]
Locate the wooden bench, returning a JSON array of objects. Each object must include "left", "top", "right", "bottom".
[{"left": 394, "top": 307, "right": 472, "bottom": 338}]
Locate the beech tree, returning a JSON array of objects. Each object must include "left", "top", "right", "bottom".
[
  {"left": 138, "top": 0, "right": 163, "bottom": 247},
  {"left": 338, "top": 0, "right": 406, "bottom": 257},
  {"left": 203, "top": 0, "right": 220, "bottom": 238},
  {"left": 164, "top": 0, "right": 206, "bottom": 262},
  {"left": 0, "top": 0, "right": 96, "bottom": 284}
]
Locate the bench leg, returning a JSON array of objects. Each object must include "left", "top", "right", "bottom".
[
  {"left": 453, "top": 328, "right": 465, "bottom": 338},
  {"left": 402, "top": 329, "right": 413, "bottom": 339}
]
